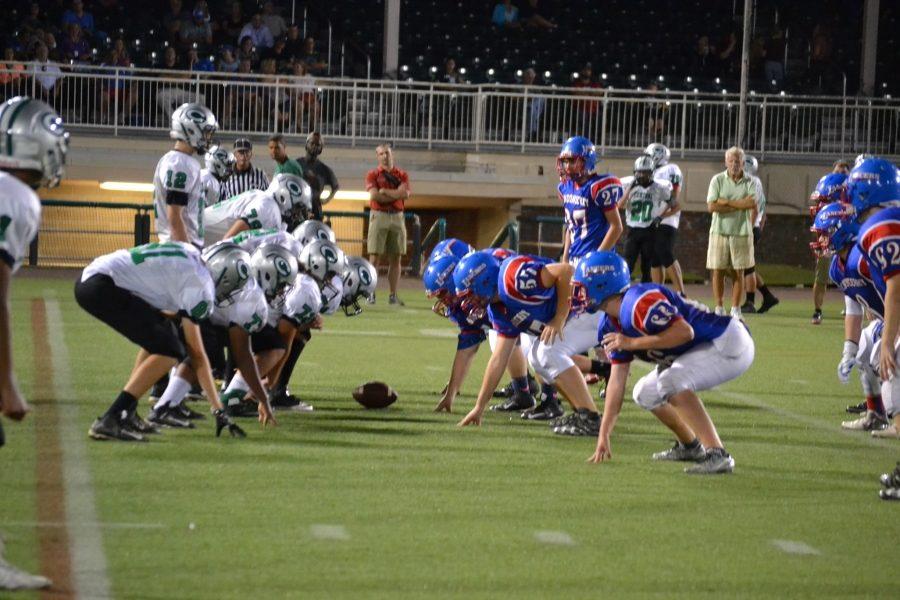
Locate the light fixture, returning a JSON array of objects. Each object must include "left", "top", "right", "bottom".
[
  {"left": 686, "top": 76, "right": 693, "bottom": 83},
  {"left": 100, "top": 181, "right": 154, "bottom": 192},
  {"left": 488, "top": 68, "right": 495, "bottom": 76},
  {"left": 600, "top": 73, "right": 607, "bottom": 80},
  {"left": 332, "top": 190, "right": 371, "bottom": 201},
  {"left": 430, "top": 66, "right": 437, "bottom": 73},
  {"left": 516, "top": 69, "right": 523, "bottom": 77},
  {"left": 715, "top": 77, "right": 720, "bottom": 84},
  {"left": 459, "top": 67, "right": 466, "bottom": 74},
  {"left": 544, "top": 70, "right": 551, "bottom": 78},
  {"left": 401, "top": 65, "right": 409, "bottom": 72}
]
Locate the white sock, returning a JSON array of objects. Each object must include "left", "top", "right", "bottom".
[
  {"left": 154, "top": 375, "right": 191, "bottom": 411},
  {"left": 222, "top": 373, "right": 249, "bottom": 407}
]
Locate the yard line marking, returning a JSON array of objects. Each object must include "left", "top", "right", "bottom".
[
  {"left": 310, "top": 524, "right": 350, "bottom": 541},
  {"left": 533, "top": 530, "right": 576, "bottom": 546},
  {"left": 5, "top": 521, "right": 166, "bottom": 530},
  {"left": 425, "top": 366, "right": 444, "bottom": 372},
  {"left": 788, "top": 379, "right": 809, "bottom": 385},
  {"left": 46, "top": 298, "right": 113, "bottom": 599},
  {"left": 418, "top": 329, "right": 458, "bottom": 339},
  {"left": 771, "top": 539, "right": 821, "bottom": 556},
  {"left": 317, "top": 330, "right": 398, "bottom": 337}
]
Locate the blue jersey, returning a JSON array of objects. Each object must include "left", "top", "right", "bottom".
[
  {"left": 559, "top": 173, "right": 623, "bottom": 260},
  {"left": 857, "top": 206, "right": 900, "bottom": 298},
  {"left": 488, "top": 254, "right": 556, "bottom": 337},
  {"left": 829, "top": 245, "right": 885, "bottom": 320},
  {"left": 599, "top": 284, "right": 732, "bottom": 365}
]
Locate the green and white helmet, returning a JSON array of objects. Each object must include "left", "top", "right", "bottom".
[
  {"left": 205, "top": 145, "right": 235, "bottom": 180},
  {"left": 292, "top": 219, "right": 336, "bottom": 247},
  {"left": 202, "top": 241, "right": 252, "bottom": 304},
  {"left": 743, "top": 154, "right": 759, "bottom": 176},
  {"left": 341, "top": 256, "right": 377, "bottom": 316},
  {"left": 170, "top": 102, "right": 218, "bottom": 153},
  {"left": 250, "top": 242, "right": 299, "bottom": 299},
  {"left": 0, "top": 96, "right": 69, "bottom": 188},
  {"left": 298, "top": 239, "right": 346, "bottom": 283},
  {"left": 267, "top": 173, "right": 312, "bottom": 224},
  {"left": 643, "top": 142, "right": 670, "bottom": 170}
]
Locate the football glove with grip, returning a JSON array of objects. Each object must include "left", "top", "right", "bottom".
[
  {"left": 214, "top": 409, "right": 246, "bottom": 438},
  {"left": 837, "top": 340, "right": 858, "bottom": 384}
]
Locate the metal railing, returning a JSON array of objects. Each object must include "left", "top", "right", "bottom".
[
  {"left": 4, "top": 62, "right": 898, "bottom": 159},
  {"left": 489, "top": 221, "right": 520, "bottom": 252},
  {"left": 518, "top": 215, "right": 565, "bottom": 258}
]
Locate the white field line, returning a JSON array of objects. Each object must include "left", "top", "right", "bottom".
[
  {"left": 310, "top": 524, "right": 350, "bottom": 541},
  {"left": 5, "top": 521, "right": 165, "bottom": 530},
  {"left": 46, "top": 299, "right": 113, "bottom": 599},
  {"left": 534, "top": 530, "right": 576, "bottom": 546},
  {"left": 771, "top": 539, "right": 821, "bottom": 555},
  {"left": 317, "top": 330, "right": 398, "bottom": 337},
  {"left": 418, "top": 329, "right": 458, "bottom": 338}
]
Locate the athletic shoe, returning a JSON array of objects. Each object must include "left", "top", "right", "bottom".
[
  {"left": 552, "top": 409, "right": 601, "bottom": 436},
  {"left": 0, "top": 537, "right": 51, "bottom": 591},
  {"left": 652, "top": 440, "right": 707, "bottom": 462},
  {"left": 124, "top": 410, "right": 160, "bottom": 435},
  {"left": 389, "top": 294, "right": 405, "bottom": 306},
  {"left": 871, "top": 424, "right": 900, "bottom": 439},
  {"left": 730, "top": 307, "right": 742, "bottom": 320},
  {"left": 88, "top": 414, "right": 145, "bottom": 442},
  {"left": 170, "top": 403, "right": 206, "bottom": 421},
  {"left": 282, "top": 399, "right": 314, "bottom": 413},
  {"left": 270, "top": 390, "right": 300, "bottom": 408},
  {"left": 490, "top": 390, "right": 536, "bottom": 412},
  {"left": 714, "top": 306, "right": 725, "bottom": 316},
  {"left": 841, "top": 411, "right": 888, "bottom": 431},
  {"left": 879, "top": 487, "right": 900, "bottom": 501},
  {"left": 148, "top": 407, "right": 194, "bottom": 429},
  {"left": 811, "top": 310, "right": 823, "bottom": 325},
  {"left": 740, "top": 301, "right": 757, "bottom": 314},
  {"left": 846, "top": 400, "right": 867, "bottom": 414},
  {"left": 367, "top": 292, "right": 376, "bottom": 305},
  {"left": 493, "top": 381, "right": 515, "bottom": 398},
  {"left": 148, "top": 378, "right": 168, "bottom": 404},
  {"left": 879, "top": 463, "right": 900, "bottom": 488},
  {"left": 522, "top": 395, "right": 564, "bottom": 420},
  {"left": 684, "top": 447, "right": 734, "bottom": 474},
  {"left": 758, "top": 295, "right": 780, "bottom": 314}
]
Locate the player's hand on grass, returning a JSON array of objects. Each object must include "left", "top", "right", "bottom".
[
  {"left": 602, "top": 332, "right": 631, "bottom": 353},
  {"left": 458, "top": 407, "right": 483, "bottom": 427},
  {"left": 214, "top": 409, "right": 247, "bottom": 438},
  {"left": 258, "top": 398, "right": 277, "bottom": 427},
  {"left": 879, "top": 341, "right": 896, "bottom": 381},
  {"left": 434, "top": 390, "right": 454, "bottom": 413},
  {"left": 587, "top": 436, "right": 612, "bottom": 463},
  {"left": 0, "top": 381, "right": 31, "bottom": 421}
]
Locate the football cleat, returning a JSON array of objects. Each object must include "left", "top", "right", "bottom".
[
  {"left": 490, "top": 390, "right": 536, "bottom": 412},
  {"left": 684, "top": 448, "right": 734, "bottom": 474},
  {"left": 841, "top": 411, "right": 888, "bottom": 431},
  {"left": 740, "top": 301, "right": 757, "bottom": 314},
  {"left": 811, "top": 310, "right": 823, "bottom": 325},
  {"left": 388, "top": 294, "right": 405, "bottom": 306},
  {"left": 878, "top": 487, "right": 900, "bottom": 501},
  {"left": 846, "top": 400, "right": 867, "bottom": 414},
  {"left": 0, "top": 563, "right": 52, "bottom": 591},
  {"left": 148, "top": 407, "right": 194, "bottom": 429},
  {"left": 714, "top": 306, "right": 725, "bottom": 316},
  {"left": 522, "top": 394, "right": 564, "bottom": 421},
  {"left": 757, "top": 296, "right": 780, "bottom": 314},
  {"left": 170, "top": 403, "right": 206, "bottom": 420},
  {"left": 552, "top": 409, "right": 600, "bottom": 436},
  {"left": 124, "top": 410, "right": 160, "bottom": 435},
  {"left": 493, "top": 381, "right": 515, "bottom": 398},
  {"left": 879, "top": 463, "right": 900, "bottom": 488},
  {"left": 652, "top": 440, "right": 707, "bottom": 462},
  {"left": 88, "top": 414, "right": 146, "bottom": 442},
  {"left": 871, "top": 424, "right": 900, "bottom": 439}
]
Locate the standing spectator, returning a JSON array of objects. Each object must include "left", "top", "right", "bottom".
[
  {"left": 300, "top": 37, "right": 327, "bottom": 75},
  {"left": 366, "top": 144, "right": 410, "bottom": 305},
  {"left": 180, "top": 7, "right": 213, "bottom": 51},
  {"left": 492, "top": 1, "right": 520, "bottom": 28},
  {"left": 691, "top": 35, "right": 715, "bottom": 80},
  {"left": 59, "top": 23, "right": 92, "bottom": 63},
  {"left": 268, "top": 134, "right": 304, "bottom": 178},
  {"left": 239, "top": 13, "right": 274, "bottom": 50},
  {"left": 763, "top": 28, "right": 785, "bottom": 87},
  {"left": 522, "top": 67, "right": 545, "bottom": 141},
  {"left": 100, "top": 41, "right": 136, "bottom": 124},
  {"left": 573, "top": 64, "right": 602, "bottom": 139},
  {"left": 297, "top": 132, "right": 338, "bottom": 221},
  {"left": 441, "top": 58, "right": 463, "bottom": 84},
  {"left": 740, "top": 155, "right": 779, "bottom": 314},
  {"left": 61, "top": 0, "right": 95, "bottom": 36},
  {"left": 261, "top": 1, "right": 287, "bottom": 40},
  {"left": 32, "top": 42, "right": 63, "bottom": 102},
  {"left": 520, "top": 0, "right": 557, "bottom": 31},
  {"left": 220, "top": 138, "right": 270, "bottom": 200},
  {"left": 809, "top": 159, "right": 852, "bottom": 324},
  {"left": 706, "top": 146, "right": 757, "bottom": 318}
]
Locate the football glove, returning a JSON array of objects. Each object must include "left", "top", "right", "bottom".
[
  {"left": 837, "top": 340, "right": 859, "bottom": 384},
  {"left": 650, "top": 217, "right": 662, "bottom": 228},
  {"left": 214, "top": 408, "right": 246, "bottom": 438}
]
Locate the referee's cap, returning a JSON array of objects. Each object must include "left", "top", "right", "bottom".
[{"left": 234, "top": 138, "right": 252, "bottom": 151}]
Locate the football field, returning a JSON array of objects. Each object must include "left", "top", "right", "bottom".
[{"left": 2, "top": 273, "right": 898, "bottom": 599}]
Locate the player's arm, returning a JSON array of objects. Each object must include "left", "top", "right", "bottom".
[
  {"left": 181, "top": 318, "right": 223, "bottom": 412},
  {"left": 458, "top": 334, "right": 518, "bottom": 426},
  {"left": 837, "top": 299, "right": 862, "bottom": 384},
  {"left": 660, "top": 185, "right": 680, "bottom": 218},
  {"left": 539, "top": 262, "right": 574, "bottom": 344},
  {"left": 879, "top": 276, "right": 900, "bottom": 379},
  {"left": 227, "top": 325, "right": 276, "bottom": 426},
  {"left": 598, "top": 204, "right": 623, "bottom": 250},
  {"left": 267, "top": 319, "right": 298, "bottom": 388},
  {"left": 322, "top": 165, "right": 339, "bottom": 202},
  {"left": 0, "top": 262, "right": 27, "bottom": 421},
  {"left": 380, "top": 183, "right": 409, "bottom": 201},
  {"left": 588, "top": 361, "right": 630, "bottom": 463},
  {"left": 223, "top": 218, "right": 251, "bottom": 239},
  {"left": 435, "top": 341, "right": 481, "bottom": 413},
  {"left": 561, "top": 228, "right": 571, "bottom": 263},
  {"left": 603, "top": 318, "right": 694, "bottom": 353}
]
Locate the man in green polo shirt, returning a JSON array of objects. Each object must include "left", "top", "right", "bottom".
[
  {"left": 268, "top": 133, "right": 304, "bottom": 178},
  {"left": 706, "top": 146, "right": 757, "bottom": 318}
]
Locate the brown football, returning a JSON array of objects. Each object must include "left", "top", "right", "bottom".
[{"left": 352, "top": 381, "right": 398, "bottom": 409}]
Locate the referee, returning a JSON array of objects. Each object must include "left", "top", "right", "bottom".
[{"left": 219, "top": 138, "right": 270, "bottom": 200}]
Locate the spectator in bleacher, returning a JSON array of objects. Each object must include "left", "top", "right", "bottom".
[
  {"left": 233, "top": 58, "right": 261, "bottom": 130},
  {"left": 259, "top": 58, "right": 289, "bottom": 129},
  {"left": 290, "top": 60, "right": 319, "bottom": 131},
  {"left": 300, "top": 37, "right": 327, "bottom": 75},
  {"left": 221, "top": 138, "right": 270, "bottom": 200},
  {"left": 61, "top": 0, "right": 95, "bottom": 36},
  {"left": 180, "top": 7, "right": 213, "bottom": 51},
  {"left": 261, "top": 37, "right": 291, "bottom": 72},
  {"left": 186, "top": 47, "right": 214, "bottom": 73},
  {"left": 261, "top": 1, "right": 287, "bottom": 40},
  {"left": 100, "top": 45, "right": 136, "bottom": 124},
  {"left": 217, "top": 1, "right": 245, "bottom": 47},
  {"left": 269, "top": 134, "right": 304, "bottom": 178},
  {"left": 239, "top": 13, "right": 274, "bottom": 50},
  {"left": 59, "top": 23, "right": 92, "bottom": 63},
  {"left": 714, "top": 27, "right": 738, "bottom": 78},
  {"left": 492, "top": 1, "right": 520, "bottom": 29},
  {"left": 645, "top": 82, "right": 667, "bottom": 139},
  {"left": 21, "top": 2, "right": 46, "bottom": 37},
  {"left": 32, "top": 42, "right": 63, "bottom": 102},
  {"left": 284, "top": 25, "right": 304, "bottom": 59},
  {"left": 573, "top": 64, "right": 602, "bottom": 138},
  {"left": 236, "top": 36, "right": 258, "bottom": 67},
  {"left": 763, "top": 28, "right": 785, "bottom": 88},
  {"left": 520, "top": 0, "right": 557, "bottom": 31},
  {"left": 218, "top": 46, "right": 239, "bottom": 73},
  {"left": 691, "top": 35, "right": 715, "bottom": 80},
  {"left": 1, "top": 48, "right": 27, "bottom": 92},
  {"left": 163, "top": 0, "right": 188, "bottom": 43},
  {"left": 441, "top": 58, "right": 464, "bottom": 84},
  {"left": 366, "top": 144, "right": 411, "bottom": 306},
  {"left": 156, "top": 47, "right": 195, "bottom": 116},
  {"left": 298, "top": 132, "right": 338, "bottom": 221},
  {"left": 522, "top": 67, "right": 545, "bottom": 141}
]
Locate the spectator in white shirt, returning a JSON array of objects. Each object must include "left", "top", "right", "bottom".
[
  {"left": 261, "top": 2, "right": 287, "bottom": 39},
  {"left": 32, "top": 42, "right": 63, "bottom": 101},
  {"left": 238, "top": 13, "right": 273, "bottom": 50}
]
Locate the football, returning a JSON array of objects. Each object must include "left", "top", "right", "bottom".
[{"left": 352, "top": 381, "right": 398, "bottom": 409}]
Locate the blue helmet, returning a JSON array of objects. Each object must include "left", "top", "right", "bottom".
[
  {"left": 809, "top": 172, "right": 848, "bottom": 218},
  {"left": 810, "top": 202, "right": 859, "bottom": 257},
  {"left": 847, "top": 158, "right": 900, "bottom": 214},
  {"left": 557, "top": 136, "right": 597, "bottom": 181},
  {"left": 571, "top": 251, "right": 630, "bottom": 313},
  {"left": 452, "top": 250, "right": 500, "bottom": 320},
  {"left": 423, "top": 254, "right": 460, "bottom": 317},
  {"left": 430, "top": 238, "right": 474, "bottom": 263}
]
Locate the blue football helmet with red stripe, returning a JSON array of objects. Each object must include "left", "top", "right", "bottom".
[
  {"left": 847, "top": 158, "right": 900, "bottom": 215},
  {"left": 808, "top": 172, "right": 848, "bottom": 217},
  {"left": 810, "top": 202, "right": 859, "bottom": 257},
  {"left": 423, "top": 254, "right": 460, "bottom": 317},
  {"left": 557, "top": 136, "right": 597, "bottom": 182},
  {"left": 452, "top": 250, "right": 500, "bottom": 320},
  {"left": 429, "top": 238, "right": 473, "bottom": 263},
  {"left": 571, "top": 251, "right": 630, "bottom": 313}
]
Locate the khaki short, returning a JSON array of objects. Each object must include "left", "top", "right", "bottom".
[
  {"left": 706, "top": 232, "right": 754, "bottom": 271},
  {"left": 367, "top": 210, "right": 407, "bottom": 256}
]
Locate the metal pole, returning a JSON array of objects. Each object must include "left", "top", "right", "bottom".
[
  {"left": 303, "top": 6, "right": 307, "bottom": 38},
  {"left": 113, "top": 68, "right": 119, "bottom": 136},
  {"left": 680, "top": 94, "right": 687, "bottom": 157},
  {"left": 841, "top": 74, "right": 847, "bottom": 156},
  {"left": 737, "top": 0, "right": 753, "bottom": 146},
  {"left": 340, "top": 43, "right": 345, "bottom": 79},
  {"left": 860, "top": 0, "right": 880, "bottom": 97},
  {"left": 291, "top": 0, "right": 296, "bottom": 25},
  {"left": 327, "top": 24, "right": 333, "bottom": 76},
  {"left": 520, "top": 89, "right": 528, "bottom": 152}
]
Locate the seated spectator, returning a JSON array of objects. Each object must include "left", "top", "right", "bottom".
[
  {"left": 573, "top": 64, "right": 602, "bottom": 137},
  {"left": 284, "top": 24, "right": 304, "bottom": 59},
  {"left": 236, "top": 36, "right": 258, "bottom": 68},
  {"left": 492, "top": 1, "right": 520, "bottom": 28},
  {"left": 218, "top": 1, "right": 245, "bottom": 47},
  {"left": 300, "top": 37, "right": 327, "bottom": 75},
  {"left": 763, "top": 28, "right": 785, "bottom": 87},
  {"left": 21, "top": 3, "right": 45, "bottom": 36},
  {"left": 109, "top": 38, "right": 131, "bottom": 66},
  {"left": 234, "top": 58, "right": 261, "bottom": 130},
  {"left": 522, "top": 67, "right": 545, "bottom": 141},
  {"left": 239, "top": 13, "right": 274, "bottom": 50},
  {"left": 441, "top": 58, "right": 464, "bottom": 84},
  {"left": 62, "top": 0, "right": 95, "bottom": 36},
  {"left": 259, "top": 58, "right": 289, "bottom": 129},
  {"left": 163, "top": 0, "right": 188, "bottom": 43},
  {"left": 100, "top": 45, "right": 136, "bottom": 124},
  {"left": 1, "top": 48, "right": 28, "bottom": 95},
  {"left": 520, "top": 0, "right": 556, "bottom": 31},
  {"left": 181, "top": 7, "right": 213, "bottom": 51},
  {"left": 261, "top": 1, "right": 287, "bottom": 40},
  {"left": 32, "top": 42, "right": 63, "bottom": 102},
  {"left": 714, "top": 28, "right": 738, "bottom": 77},
  {"left": 291, "top": 60, "right": 320, "bottom": 131},
  {"left": 218, "top": 46, "right": 239, "bottom": 73},
  {"left": 59, "top": 23, "right": 92, "bottom": 63},
  {"left": 261, "top": 37, "right": 291, "bottom": 72},
  {"left": 186, "top": 47, "right": 214, "bottom": 72}
]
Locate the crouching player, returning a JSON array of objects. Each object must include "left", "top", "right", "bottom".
[
  {"left": 75, "top": 241, "right": 245, "bottom": 441},
  {"left": 573, "top": 251, "right": 753, "bottom": 473},
  {"left": 810, "top": 201, "right": 887, "bottom": 431}
]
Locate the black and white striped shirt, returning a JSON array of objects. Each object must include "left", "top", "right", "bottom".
[{"left": 220, "top": 165, "right": 270, "bottom": 200}]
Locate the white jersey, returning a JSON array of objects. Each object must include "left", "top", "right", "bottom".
[
  {"left": 153, "top": 150, "right": 204, "bottom": 248},
  {"left": 210, "top": 277, "right": 268, "bottom": 333},
  {"left": 203, "top": 189, "right": 284, "bottom": 245},
  {"left": 82, "top": 242, "right": 214, "bottom": 321},
  {"left": 200, "top": 169, "right": 222, "bottom": 214},
  {"left": 750, "top": 175, "right": 766, "bottom": 228},
  {"left": 268, "top": 273, "right": 321, "bottom": 327},
  {"left": 653, "top": 163, "right": 683, "bottom": 228},
  {"left": 620, "top": 176, "right": 673, "bottom": 229},
  {"left": 228, "top": 227, "right": 302, "bottom": 257},
  {"left": 0, "top": 172, "right": 41, "bottom": 274},
  {"left": 321, "top": 274, "right": 343, "bottom": 315}
]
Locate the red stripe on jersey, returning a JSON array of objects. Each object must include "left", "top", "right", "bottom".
[
  {"left": 502, "top": 256, "right": 536, "bottom": 303},
  {"left": 859, "top": 221, "right": 900, "bottom": 254},
  {"left": 631, "top": 290, "right": 669, "bottom": 334},
  {"left": 857, "top": 253, "right": 872, "bottom": 281}
]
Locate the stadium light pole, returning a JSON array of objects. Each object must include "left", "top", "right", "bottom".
[
  {"left": 383, "top": 0, "right": 400, "bottom": 79},
  {"left": 737, "top": 0, "right": 753, "bottom": 146}
]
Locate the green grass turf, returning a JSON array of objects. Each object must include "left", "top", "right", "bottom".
[{"left": 3, "top": 275, "right": 899, "bottom": 598}]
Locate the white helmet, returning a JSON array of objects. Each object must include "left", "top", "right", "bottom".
[
  {"left": 170, "top": 102, "right": 218, "bottom": 153},
  {"left": 743, "top": 154, "right": 759, "bottom": 176},
  {"left": 267, "top": 173, "right": 312, "bottom": 225},
  {"left": 0, "top": 96, "right": 69, "bottom": 188},
  {"left": 292, "top": 219, "right": 336, "bottom": 247},
  {"left": 202, "top": 241, "right": 252, "bottom": 305},
  {"left": 298, "top": 239, "right": 346, "bottom": 283},
  {"left": 250, "top": 242, "right": 299, "bottom": 299},
  {"left": 205, "top": 145, "right": 235, "bottom": 180},
  {"left": 644, "top": 143, "right": 670, "bottom": 170},
  {"left": 341, "top": 256, "right": 378, "bottom": 316},
  {"left": 633, "top": 155, "right": 655, "bottom": 186}
]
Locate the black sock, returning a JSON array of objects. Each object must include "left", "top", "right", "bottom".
[
  {"left": 590, "top": 360, "right": 611, "bottom": 378},
  {"left": 275, "top": 337, "right": 307, "bottom": 393},
  {"left": 683, "top": 437, "right": 701, "bottom": 449},
  {"left": 540, "top": 383, "right": 557, "bottom": 402},
  {"left": 759, "top": 285, "right": 775, "bottom": 300},
  {"left": 745, "top": 291, "right": 755, "bottom": 304},
  {"left": 105, "top": 391, "right": 137, "bottom": 420},
  {"left": 512, "top": 376, "right": 529, "bottom": 393}
]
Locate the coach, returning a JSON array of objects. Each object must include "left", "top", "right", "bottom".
[
  {"left": 366, "top": 144, "right": 410, "bottom": 306},
  {"left": 706, "top": 146, "right": 757, "bottom": 319},
  {"left": 219, "top": 138, "right": 270, "bottom": 200}
]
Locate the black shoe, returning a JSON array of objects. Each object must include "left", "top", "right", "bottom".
[
  {"left": 490, "top": 390, "right": 536, "bottom": 412},
  {"left": 758, "top": 295, "right": 780, "bottom": 314},
  {"left": 89, "top": 414, "right": 146, "bottom": 442},
  {"left": 270, "top": 392, "right": 301, "bottom": 408},
  {"left": 846, "top": 400, "right": 867, "bottom": 414},
  {"left": 880, "top": 463, "right": 900, "bottom": 488},
  {"left": 522, "top": 395, "right": 564, "bottom": 420},
  {"left": 740, "top": 301, "right": 757, "bottom": 314},
  {"left": 552, "top": 409, "right": 601, "bottom": 436},
  {"left": 492, "top": 382, "right": 515, "bottom": 399},
  {"left": 124, "top": 410, "right": 160, "bottom": 435},
  {"left": 527, "top": 374, "right": 539, "bottom": 396},
  {"left": 170, "top": 403, "right": 206, "bottom": 420},
  {"left": 388, "top": 294, "right": 405, "bottom": 306},
  {"left": 148, "top": 407, "right": 194, "bottom": 429},
  {"left": 810, "top": 309, "right": 822, "bottom": 324}
]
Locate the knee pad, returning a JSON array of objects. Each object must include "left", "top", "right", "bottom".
[
  {"left": 532, "top": 342, "right": 576, "bottom": 381},
  {"left": 632, "top": 371, "right": 666, "bottom": 411}
]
